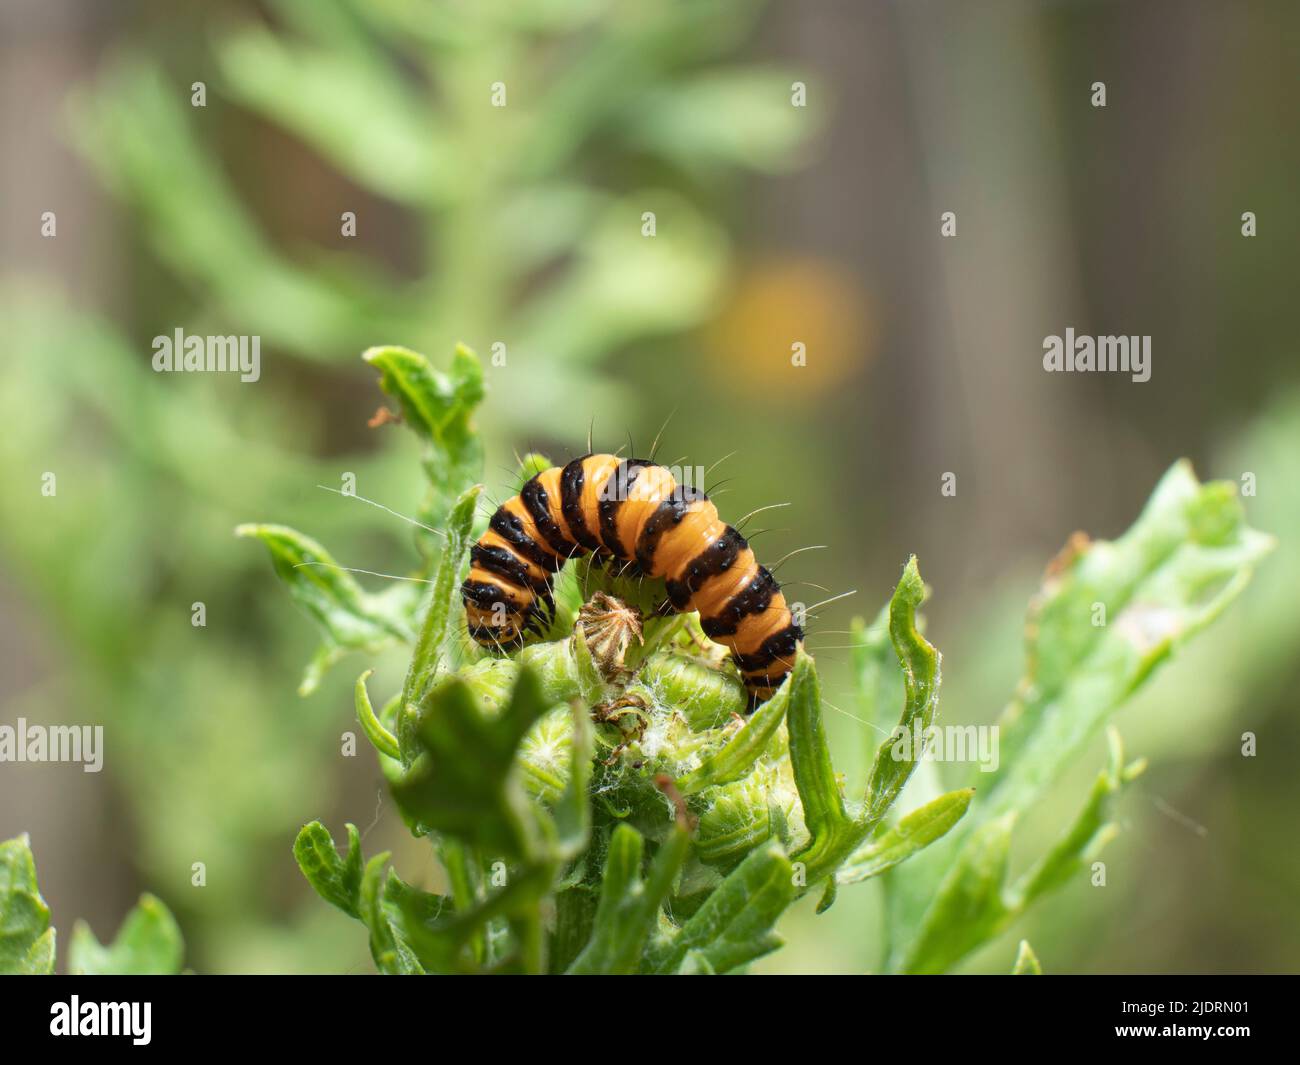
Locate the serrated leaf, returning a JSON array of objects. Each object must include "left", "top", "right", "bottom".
[
  {"left": 567, "top": 824, "right": 690, "bottom": 975},
  {"left": 651, "top": 841, "right": 794, "bottom": 974},
  {"left": 888, "top": 462, "right": 1271, "bottom": 973},
  {"left": 68, "top": 894, "right": 184, "bottom": 975},
  {"left": 363, "top": 345, "right": 485, "bottom": 537},
  {"left": 236, "top": 523, "right": 412, "bottom": 693},
  {"left": 392, "top": 666, "right": 551, "bottom": 861},
  {"left": 837, "top": 788, "right": 974, "bottom": 886},
  {"left": 864, "top": 556, "right": 942, "bottom": 823},
  {"left": 0, "top": 835, "right": 54, "bottom": 975},
  {"left": 786, "top": 651, "right": 855, "bottom": 883},
  {"left": 293, "top": 821, "right": 364, "bottom": 919},
  {"left": 675, "top": 679, "right": 789, "bottom": 795}
]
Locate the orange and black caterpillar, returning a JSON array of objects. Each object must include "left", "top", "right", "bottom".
[{"left": 462, "top": 454, "right": 802, "bottom": 707}]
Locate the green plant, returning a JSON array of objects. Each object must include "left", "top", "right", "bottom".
[
  {"left": 244, "top": 344, "right": 1272, "bottom": 973},
  {"left": 0, "top": 835, "right": 184, "bottom": 975},
  {"left": 0, "top": 0, "right": 816, "bottom": 973}
]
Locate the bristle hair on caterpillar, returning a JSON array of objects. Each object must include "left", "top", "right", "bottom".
[{"left": 462, "top": 454, "right": 803, "bottom": 708}]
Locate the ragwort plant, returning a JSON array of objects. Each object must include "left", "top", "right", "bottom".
[{"left": 241, "top": 344, "right": 1272, "bottom": 975}]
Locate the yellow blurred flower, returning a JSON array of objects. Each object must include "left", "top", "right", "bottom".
[{"left": 704, "top": 256, "right": 871, "bottom": 399}]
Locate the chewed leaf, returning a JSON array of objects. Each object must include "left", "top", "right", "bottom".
[
  {"left": 983, "top": 461, "right": 1271, "bottom": 822},
  {"left": 887, "top": 461, "right": 1271, "bottom": 973}
]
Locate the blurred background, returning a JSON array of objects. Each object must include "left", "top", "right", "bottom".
[{"left": 1, "top": 0, "right": 1297, "bottom": 974}]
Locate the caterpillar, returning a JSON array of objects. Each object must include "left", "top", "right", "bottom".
[{"left": 461, "top": 454, "right": 803, "bottom": 708}]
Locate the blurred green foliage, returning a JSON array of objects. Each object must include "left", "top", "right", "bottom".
[
  {"left": 1, "top": 834, "right": 184, "bottom": 975},
  {"left": 0, "top": 0, "right": 816, "bottom": 973}
]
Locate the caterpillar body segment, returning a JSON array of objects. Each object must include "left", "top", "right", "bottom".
[{"left": 462, "top": 454, "right": 803, "bottom": 707}]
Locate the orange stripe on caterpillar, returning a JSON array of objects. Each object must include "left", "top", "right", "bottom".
[{"left": 462, "top": 455, "right": 802, "bottom": 707}]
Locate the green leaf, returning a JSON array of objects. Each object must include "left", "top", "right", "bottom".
[
  {"left": 360, "top": 853, "right": 423, "bottom": 974},
  {"left": 20, "top": 929, "right": 56, "bottom": 975},
  {"left": 0, "top": 835, "right": 54, "bottom": 975},
  {"left": 236, "top": 523, "right": 412, "bottom": 693},
  {"left": 571, "top": 622, "right": 607, "bottom": 706},
  {"left": 392, "top": 666, "right": 551, "bottom": 861},
  {"left": 623, "top": 69, "right": 820, "bottom": 176},
  {"left": 363, "top": 345, "right": 485, "bottom": 536},
  {"left": 554, "top": 701, "right": 594, "bottom": 859},
  {"left": 293, "top": 821, "right": 364, "bottom": 919},
  {"left": 849, "top": 605, "right": 907, "bottom": 736},
  {"left": 218, "top": 27, "right": 455, "bottom": 206},
  {"left": 68, "top": 895, "right": 184, "bottom": 975},
  {"left": 675, "top": 679, "right": 790, "bottom": 795},
  {"left": 901, "top": 813, "right": 1017, "bottom": 974},
  {"left": 983, "top": 461, "right": 1272, "bottom": 822},
  {"left": 517, "top": 452, "right": 553, "bottom": 482},
  {"left": 71, "top": 59, "right": 399, "bottom": 360},
  {"left": 837, "top": 789, "right": 974, "bottom": 885},
  {"left": 888, "top": 462, "right": 1271, "bottom": 972},
  {"left": 401, "top": 483, "right": 482, "bottom": 719},
  {"left": 393, "top": 860, "right": 554, "bottom": 975},
  {"left": 786, "top": 651, "right": 856, "bottom": 883},
  {"left": 864, "top": 556, "right": 942, "bottom": 823},
  {"left": 900, "top": 730, "right": 1145, "bottom": 974},
  {"left": 651, "top": 841, "right": 795, "bottom": 974},
  {"left": 1012, "top": 729, "right": 1146, "bottom": 908},
  {"left": 566, "top": 824, "right": 690, "bottom": 975},
  {"left": 354, "top": 670, "right": 401, "bottom": 760},
  {"left": 1013, "top": 940, "right": 1042, "bottom": 975}
]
